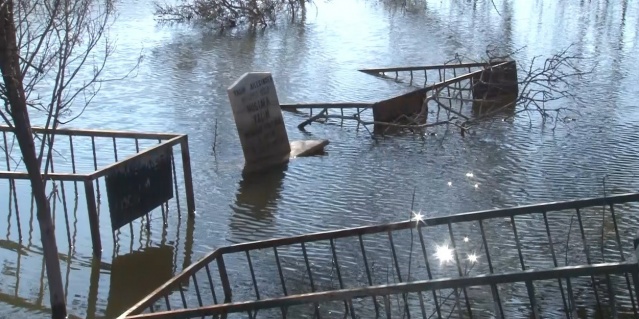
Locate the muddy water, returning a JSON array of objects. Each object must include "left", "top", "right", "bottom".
[{"left": 1, "top": 0, "right": 639, "bottom": 318}]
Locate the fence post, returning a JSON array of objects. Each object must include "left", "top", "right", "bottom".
[
  {"left": 84, "top": 179, "right": 102, "bottom": 256},
  {"left": 180, "top": 135, "right": 196, "bottom": 218}
]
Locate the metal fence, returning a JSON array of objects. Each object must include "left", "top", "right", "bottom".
[
  {"left": 119, "top": 193, "right": 639, "bottom": 318},
  {"left": 281, "top": 60, "right": 516, "bottom": 134},
  {"left": 0, "top": 126, "right": 195, "bottom": 256}
]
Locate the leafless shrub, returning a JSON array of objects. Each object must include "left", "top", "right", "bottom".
[
  {"left": 154, "top": 0, "right": 311, "bottom": 29},
  {"left": 0, "top": 0, "right": 140, "bottom": 316},
  {"left": 470, "top": 44, "right": 591, "bottom": 129}
]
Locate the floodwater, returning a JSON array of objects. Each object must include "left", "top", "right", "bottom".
[{"left": 1, "top": 0, "right": 639, "bottom": 318}]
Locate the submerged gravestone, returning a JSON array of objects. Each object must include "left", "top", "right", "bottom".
[{"left": 227, "top": 72, "right": 291, "bottom": 173}]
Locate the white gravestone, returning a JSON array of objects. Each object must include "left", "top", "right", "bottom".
[{"left": 227, "top": 72, "right": 291, "bottom": 172}]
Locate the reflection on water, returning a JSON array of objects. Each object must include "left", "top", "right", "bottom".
[
  {"left": 1, "top": 0, "right": 639, "bottom": 317},
  {"left": 104, "top": 246, "right": 175, "bottom": 318},
  {"left": 230, "top": 164, "right": 287, "bottom": 243}
]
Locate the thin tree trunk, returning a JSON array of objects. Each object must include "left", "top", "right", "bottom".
[{"left": 0, "top": 0, "right": 68, "bottom": 318}]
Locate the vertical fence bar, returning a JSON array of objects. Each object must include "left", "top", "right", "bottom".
[
  {"left": 180, "top": 136, "right": 196, "bottom": 217},
  {"left": 576, "top": 208, "right": 603, "bottom": 313},
  {"left": 424, "top": 70, "right": 428, "bottom": 88},
  {"left": 383, "top": 295, "right": 392, "bottom": 319},
  {"left": 274, "top": 246, "right": 288, "bottom": 318},
  {"left": 417, "top": 291, "right": 427, "bottom": 319},
  {"left": 84, "top": 179, "right": 102, "bottom": 256},
  {"left": 542, "top": 211, "right": 569, "bottom": 316},
  {"left": 447, "top": 222, "right": 472, "bottom": 317},
  {"left": 179, "top": 283, "right": 188, "bottom": 308},
  {"left": 69, "top": 135, "right": 78, "bottom": 197},
  {"left": 359, "top": 234, "right": 380, "bottom": 316},
  {"left": 204, "top": 264, "right": 218, "bottom": 304},
  {"left": 69, "top": 135, "right": 76, "bottom": 173},
  {"left": 479, "top": 220, "right": 504, "bottom": 319},
  {"left": 164, "top": 295, "right": 171, "bottom": 311},
  {"left": 2, "top": 131, "right": 10, "bottom": 170},
  {"left": 246, "top": 251, "right": 261, "bottom": 300},
  {"left": 90, "top": 136, "right": 100, "bottom": 199},
  {"left": 192, "top": 274, "right": 204, "bottom": 308},
  {"left": 274, "top": 247, "right": 288, "bottom": 296},
  {"left": 388, "top": 231, "right": 411, "bottom": 318},
  {"left": 605, "top": 274, "right": 618, "bottom": 318},
  {"left": 157, "top": 139, "right": 168, "bottom": 224},
  {"left": 51, "top": 160, "right": 72, "bottom": 249},
  {"left": 112, "top": 137, "right": 118, "bottom": 161},
  {"left": 609, "top": 203, "right": 638, "bottom": 312},
  {"left": 301, "top": 242, "right": 321, "bottom": 318},
  {"left": 565, "top": 277, "right": 576, "bottom": 316},
  {"left": 609, "top": 204, "right": 626, "bottom": 260},
  {"left": 217, "top": 255, "right": 232, "bottom": 303},
  {"left": 417, "top": 226, "right": 442, "bottom": 319},
  {"left": 631, "top": 269, "right": 639, "bottom": 317},
  {"left": 511, "top": 216, "right": 526, "bottom": 270},
  {"left": 301, "top": 242, "right": 316, "bottom": 292},
  {"left": 134, "top": 138, "right": 151, "bottom": 229},
  {"left": 525, "top": 280, "right": 540, "bottom": 319},
  {"left": 170, "top": 152, "right": 181, "bottom": 216},
  {"left": 330, "top": 238, "right": 355, "bottom": 318},
  {"left": 3, "top": 131, "right": 21, "bottom": 240}
]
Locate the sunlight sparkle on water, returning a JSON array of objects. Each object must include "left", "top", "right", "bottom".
[
  {"left": 463, "top": 236, "right": 469, "bottom": 243},
  {"left": 468, "top": 253, "right": 478, "bottom": 263},
  {"left": 411, "top": 211, "right": 424, "bottom": 223},
  {"left": 434, "top": 244, "right": 454, "bottom": 264},
  {"left": 466, "top": 172, "right": 474, "bottom": 178},
  {"left": 474, "top": 183, "right": 479, "bottom": 189}
]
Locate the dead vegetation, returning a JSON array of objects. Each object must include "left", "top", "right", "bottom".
[
  {"left": 0, "top": 0, "right": 139, "bottom": 316},
  {"left": 154, "top": 0, "right": 311, "bottom": 29}
]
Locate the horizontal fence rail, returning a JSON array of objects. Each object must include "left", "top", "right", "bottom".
[
  {"left": 358, "top": 61, "right": 504, "bottom": 74},
  {"left": 119, "top": 192, "right": 639, "bottom": 319},
  {"left": 0, "top": 125, "right": 196, "bottom": 256},
  {"left": 125, "top": 262, "right": 639, "bottom": 319}
]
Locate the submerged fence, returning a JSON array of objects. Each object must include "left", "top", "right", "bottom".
[
  {"left": 119, "top": 193, "right": 639, "bottom": 318},
  {"left": 0, "top": 126, "right": 196, "bottom": 256},
  {"left": 282, "top": 60, "right": 518, "bottom": 135}
]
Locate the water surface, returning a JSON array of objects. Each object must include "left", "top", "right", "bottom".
[{"left": 1, "top": 0, "right": 639, "bottom": 317}]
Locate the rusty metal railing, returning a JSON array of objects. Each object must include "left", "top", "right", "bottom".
[
  {"left": 119, "top": 192, "right": 639, "bottom": 318},
  {"left": 0, "top": 126, "right": 196, "bottom": 256},
  {"left": 283, "top": 61, "right": 516, "bottom": 134},
  {"left": 123, "top": 262, "right": 639, "bottom": 319},
  {"left": 358, "top": 61, "right": 491, "bottom": 89}
]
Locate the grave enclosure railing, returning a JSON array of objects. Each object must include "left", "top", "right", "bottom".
[
  {"left": 0, "top": 125, "right": 196, "bottom": 256},
  {"left": 282, "top": 60, "right": 518, "bottom": 134},
  {"left": 119, "top": 192, "right": 639, "bottom": 319}
]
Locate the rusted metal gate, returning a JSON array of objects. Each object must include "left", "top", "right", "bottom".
[{"left": 119, "top": 193, "right": 639, "bottom": 318}]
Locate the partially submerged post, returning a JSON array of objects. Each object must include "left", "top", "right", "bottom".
[{"left": 227, "top": 72, "right": 328, "bottom": 174}]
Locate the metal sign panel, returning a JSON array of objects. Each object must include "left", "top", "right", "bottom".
[{"left": 106, "top": 146, "right": 174, "bottom": 231}]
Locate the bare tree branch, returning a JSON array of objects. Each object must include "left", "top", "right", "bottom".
[{"left": 154, "top": 0, "right": 310, "bottom": 28}]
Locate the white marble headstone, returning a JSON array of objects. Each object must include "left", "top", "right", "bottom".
[{"left": 227, "top": 72, "right": 291, "bottom": 171}]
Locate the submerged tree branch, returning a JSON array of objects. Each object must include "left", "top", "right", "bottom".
[{"left": 154, "top": 0, "right": 311, "bottom": 28}]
